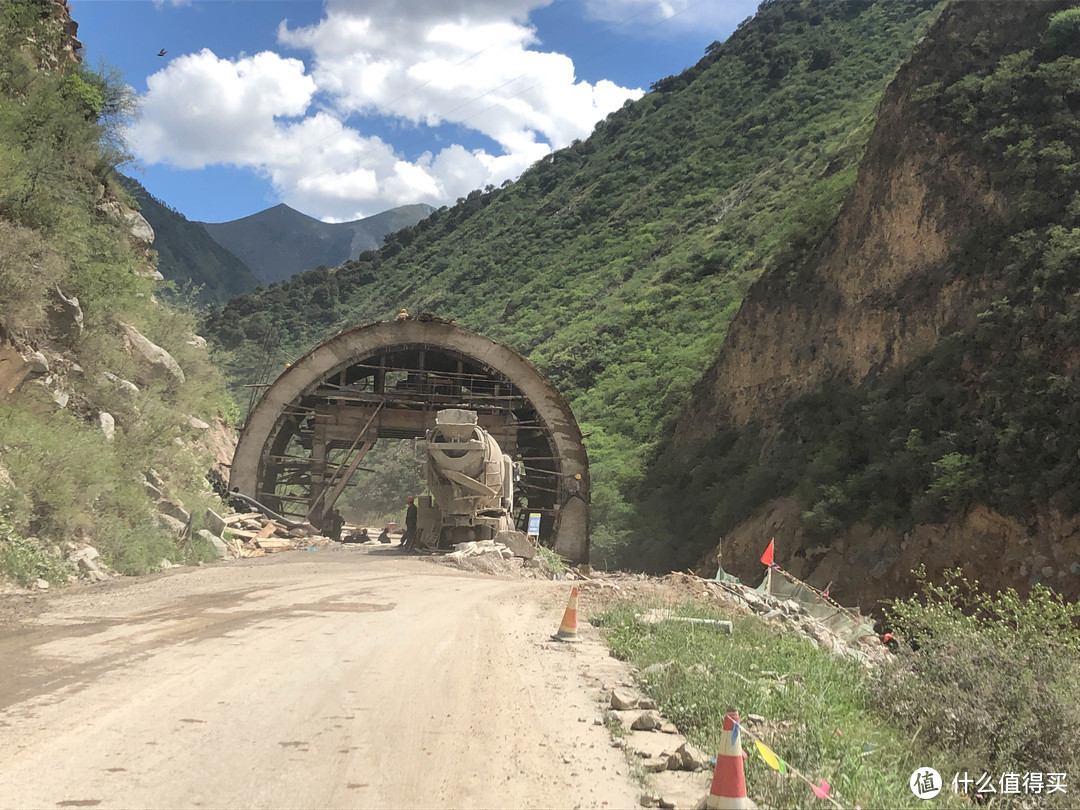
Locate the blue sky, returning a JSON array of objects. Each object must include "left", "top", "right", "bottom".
[{"left": 70, "top": 0, "right": 761, "bottom": 223}]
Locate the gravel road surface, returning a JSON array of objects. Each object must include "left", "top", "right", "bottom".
[{"left": 0, "top": 547, "right": 641, "bottom": 809}]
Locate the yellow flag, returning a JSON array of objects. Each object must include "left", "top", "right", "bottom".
[{"left": 755, "top": 739, "right": 787, "bottom": 774}]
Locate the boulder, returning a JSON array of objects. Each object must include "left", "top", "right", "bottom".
[
  {"left": 119, "top": 322, "right": 185, "bottom": 386},
  {"left": 23, "top": 350, "right": 49, "bottom": 374},
  {"left": 135, "top": 264, "right": 165, "bottom": 281},
  {"left": 494, "top": 529, "right": 536, "bottom": 560},
  {"left": 98, "top": 411, "right": 115, "bottom": 441},
  {"left": 204, "top": 508, "right": 227, "bottom": 536},
  {"left": 674, "top": 742, "right": 709, "bottom": 771},
  {"left": 51, "top": 286, "right": 84, "bottom": 338},
  {"left": 157, "top": 499, "right": 190, "bottom": 525},
  {"left": 611, "top": 687, "right": 641, "bottom": 711},
  {"left": 69, "top": 545, "right": 100, "bottom": 563},
  {"left": 157, "top": 513, "right": 187, "bottom": 537},
  {"left": 631, "top": 710, "right": 664, "bottom": 731},
  {"left": 196, "top": 529, "right": 228, "bottom": 559},
  {"left": 125, "top": 210, "right": 154, "bottom": 244},
  {"left": 99, "top": 371, "right": 140, "bottom": 397},
  {"left": 187, "top": 415, "right": 210, "bottom": 430}
]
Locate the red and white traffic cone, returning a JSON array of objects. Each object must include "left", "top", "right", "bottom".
[
  {"left": 706, "top": 708, "right": 750, "bottom": 809},
  {"left": 551, "top": 587, "right": 581, "bottom": 642}
]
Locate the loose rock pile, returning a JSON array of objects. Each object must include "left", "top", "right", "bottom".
[
  {"left": 602, "top": 685, "right": 710, "bottom": 809},
  {"left": 706, "top": 578, "right": 890, "bottom": 667},
  {"left": 446, "top": 539, "right": 516, "bottom": 561},
  {"left": 66, "top": 542, "right": 115, "bottom": 583}
]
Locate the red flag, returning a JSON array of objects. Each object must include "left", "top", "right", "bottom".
[{"left": 760, "top": 538, "right": 775, "bottom": 566}]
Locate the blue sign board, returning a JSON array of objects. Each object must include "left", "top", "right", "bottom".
[{"left": 527, "top": 512, "right": 541, "bottom": 537}]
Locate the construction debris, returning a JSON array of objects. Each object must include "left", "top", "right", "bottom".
[
  {"left": 214, "top": 511, "right": 329, "bottom": 558},
  {"left": 447, "top": 539, "right": 515, "bottom": 560}
]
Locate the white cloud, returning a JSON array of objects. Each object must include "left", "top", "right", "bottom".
[
  {"left": 128, "top": 1, "right": 648, "bottom": 220},
  {"left": 130, "top": 49, "right": 316, "bottom": 169},
  {"left": 128, "top": 1, "right": 644, "bottom": 220},
  {"left": 581, "top": 0, "right": 761, "bottom": 33}
]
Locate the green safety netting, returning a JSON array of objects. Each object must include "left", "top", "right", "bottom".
[{"left": 715, "top": 566, "right": 876, "bottom": 644}]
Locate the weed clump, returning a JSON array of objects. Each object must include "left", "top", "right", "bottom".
[
  {"left": 872, "top": 566, "right": 1080, "bottom": 790},
  {"left": 0, "top": 518, "right": 74, "bottom": 586}
]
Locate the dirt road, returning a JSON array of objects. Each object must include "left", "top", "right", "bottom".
[{"left": 0, "top": 547, "right": 643, "bottom": 809}]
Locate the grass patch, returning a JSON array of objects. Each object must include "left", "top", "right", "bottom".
[
  {"left": 0, "top": 524, "right": 74, "bottom": 587},
  {"left": 594, "top": 600, "right": 966, "bottom": 809}
]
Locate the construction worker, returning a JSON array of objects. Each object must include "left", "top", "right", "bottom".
[
  {"left": 324, "top": 507, "right": 345, "bottom": 543},
  {"left": 400, "top": 496, "right": 418, "bottom": 550}
]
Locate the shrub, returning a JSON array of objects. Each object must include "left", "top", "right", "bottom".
[
  {"left": 872, "top": 567, "right": 1080, "bottom": 791},
  {"left": 536, "top": 544, "right": 565, "bottom": 577},
  {"left": 0, "top": 219, "right": 65, "bottom": 331},
  {"left": 1042, "top": 8, "right": 1080, "bottom": 58},
  {"left": 0, "top": 517, "right": 74, "bottom": 586}
]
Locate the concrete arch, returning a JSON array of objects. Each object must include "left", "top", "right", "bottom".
[{"left": 230, "top": 319, "right": 590, "bottom": 562}]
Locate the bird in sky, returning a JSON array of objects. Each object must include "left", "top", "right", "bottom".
[{"left": 157, "top": 48, "right": 166, "bottom": 57}]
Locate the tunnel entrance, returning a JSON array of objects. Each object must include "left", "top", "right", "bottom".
[{"left": 230, "top": 318, "right": 590, "bottom": 562}]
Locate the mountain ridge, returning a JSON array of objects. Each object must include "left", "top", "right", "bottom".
[
  {"left": 119, "top": 175, "right": 261, "bottom": 304},
  {"left": 199, "top": 202, "right": 435, "bottom": 286}
]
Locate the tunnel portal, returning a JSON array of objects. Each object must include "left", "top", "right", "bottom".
[{"left": 229, "top": 318, "right": 590, "bottom": 562}]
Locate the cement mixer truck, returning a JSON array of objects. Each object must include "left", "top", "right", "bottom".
[{"left": 415, "top": 409, "right": 516, "bottom": 549}]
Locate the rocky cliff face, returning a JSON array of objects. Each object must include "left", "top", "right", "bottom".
[
  {"left": 659, "top": 0, "right": 1080, "bottom": 604},
  {"left": 680, "top": 1, "right": 1049, "bottom": 435}
]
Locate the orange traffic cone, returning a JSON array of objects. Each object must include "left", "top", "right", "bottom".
[
  {"left": 706, "top": 708, "right": 750, "bottom": 809},
  {"left": 551, "top": 586, "right": 582, "bottom": 642}
]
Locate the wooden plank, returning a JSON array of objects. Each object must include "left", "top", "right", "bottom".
[
  {"left": 255, "top": 538, "right": 293, "bottom": 551},
  {"left": 254, "top": 523, "right": 278, "bottom": 540},
  {"left": 223, "top": 528, "right": 259, "bottom": 538},
  {"left": 222, "top": 512, "right": 262, "bottom": 524}
]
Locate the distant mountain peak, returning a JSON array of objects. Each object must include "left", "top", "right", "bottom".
[{"left": 198, "top": 203, "right": 434, "bottom": 285}]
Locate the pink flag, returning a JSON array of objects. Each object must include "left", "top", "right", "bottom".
[{"left": 811, "top": 779, "right": 831, "bottom": 799}]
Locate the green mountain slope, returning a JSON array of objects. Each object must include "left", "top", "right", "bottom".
[
  {"left": 119, "top": 175, "right": 261, "bottom": 304},
  {"left": 202, "top": 0, "right": 941, "bottom": 557},
  {"left": 638, "top": 0, "right": 1080, "bottom": 599},
  {"left": 200, "top": 202, "right": 435, "bottom": 286},
  {"left": 0, "top": 0, "right": 234, "bottom": 581}
]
